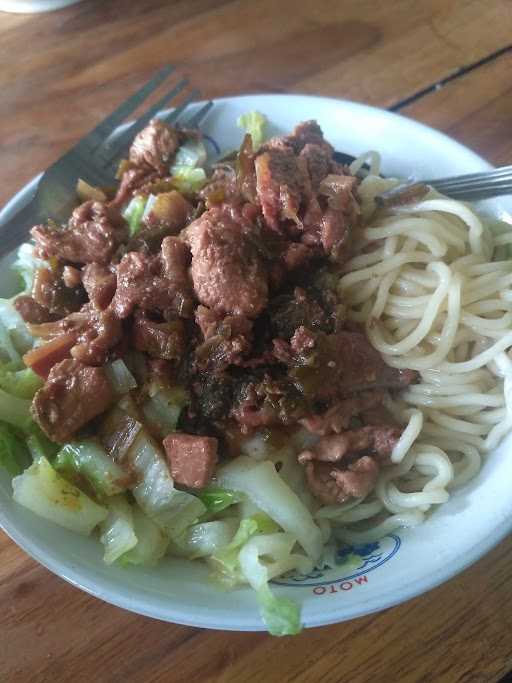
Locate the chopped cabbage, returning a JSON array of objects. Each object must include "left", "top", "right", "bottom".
[
  {"left": 124, "top": 429, "right": 205, "bottom": 535},
  {"left": 0, "top": 297, "right": 34, "bottom": 356},
  {"left": 171, "top": 139, "right": 207, "bottom": 170},
  {"left": 170, "top": 166, "right": 207, "bottom": 195},
  {"left": 0, "top": 421, "right": 31, "bottom": 475},
  {"left": 12, "top": 457, "right": 108, "bottom": 535},
  {"left": 0, "top": 365, "right": 42, "bottom": 400},
  {"left": 142, "top": 386, "right": 189, "bottom": 437},
  {"left": 54, "top": 440, "right": 128, "bottom": 498},
  {"left": 26, "top": 427, "right": 59, "bottom": 462},
  {"left": 12, "top": 242, "right": 47, "bottom": 293},
  {"left": 120, "top": 506, "right": 168, "bottom": 566},
  {"left": 237, "top": 111, "right": 267, "bottom": 150},
  {"left": 123, "top": 195, "right": 147, "bottom": 236},
  {"left": 170, "top": 519, "right": 238, "bottom": 560},
  {"left": 104, "top": 359, "right": 137, "bottom": 395},
  {"left": 0, "top": 387, "right": 32, "bottom": 431},
  {"left": 197, "top": 486, "right": 244, "bottom": 515},
  {"left": 238, "top": 533, "right": 310, "bottom": 636},
  {"left": 209, "top": 513, "right": 279, "bottom": 589},
  {"left": 100, "top": 495, "right": 137, "bottom": 564},
  {"left": 217, "top": 457, "right": 323, "bottom": 561}
]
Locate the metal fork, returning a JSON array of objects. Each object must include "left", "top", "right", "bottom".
[
  {"left": 0, "top": 65, "right": 213, "bottom": 257},
  {"left": 333, "top": 152, "right": 512, "bottom": 202}
]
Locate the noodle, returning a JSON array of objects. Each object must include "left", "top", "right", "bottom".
[{"left": 324, "top": 159, "right": 512, "bottom": 539}]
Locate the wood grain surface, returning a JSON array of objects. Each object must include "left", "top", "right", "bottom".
[{"left": 1, "top": 1, "right": 512, "bottom": 681}]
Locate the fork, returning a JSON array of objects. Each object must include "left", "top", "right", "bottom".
[
  {"left": 0, "top": 65, "right": 213, "bottom": 257},
  {"left": 332, "top": 152, "right": 512, "bottom": 202}
]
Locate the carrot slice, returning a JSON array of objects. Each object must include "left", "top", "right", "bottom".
[{"left": 23, "top": 333, "right": 77, "bottom": 379}]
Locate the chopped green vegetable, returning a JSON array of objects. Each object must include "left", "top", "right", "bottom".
[
  {"left": 12, "top": 243, "right": 47, "bottom": 294},
  {"left": 0, "top": 421, "right": 31, "bottom": 475},
  {"left": 170, "top": 519, "right": 239, "bottom": 560},
  {"left": 26, "top": 426, "right": 60, "bottom": 462},
  {"left": 257, "top": 585, "right": 302, "bottom": 637},
  {"left": 119, "top": 505, "right": 168, "bottom": 566},
  {"left": 198, "top": 487, "right": 244, "bottom": 515},
  {"left": 12, "top": 456, "right": 108, "bottom": 535},
  {"left": 104, "top": 359, "right": 137, "bottom": 395},
  {"left": 237, "top": 111, "right": 267, "bottom": 150},
  {"left": 142, "top": 386, "right": 189, "bottom": 437},
  {"left": 170, "top": 166, "right": 207, "bottom": 194},
  {"left": 54, "top": 440, "right": 128, "bottom": 499},
  {"left": 0, "top": 387, "right": 32, "bottom": 431},
  {"left": 172, "top": 139, "right": 207, "bottom": 169},
  {"left": 100, "top": 495, "right": 138, "bottom": 564},
  {"left": 123, "top": 195, "right": 147, "bottom": 236},
  {"left": 0, "top": 365, "right": 42, "bottom": 399}
]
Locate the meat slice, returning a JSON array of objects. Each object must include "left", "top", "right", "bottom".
[
  {"left": 32, "top": 358, "right": 114, "bottom": 442},
  {"left": 299, "top": 143, "right": 332, "bottom": 191},
  {"left": 62, "top": 266, "right": 82, "bottom": 289},
  {"left": 285, "top": 120, "right": 334, "bottom": 155},
  {"left": 255, "top": 147, "right": 308, "bottom": 231},
  {"left": 303, "top": 456, "right": 379, "bottom": 505},
  {"left": 82, "top": 263, "right": 117, "bottom": 310},
  {"left": 14, "top": 295, "right": 56, "bottom": 325},
  {"left": 129, "top": 119, "right": 179, "bottom": 174},
  {"left": 194, "top": 306, "right": 253, "bottom": 372},
  {"left": 289, "top": 330, "right": 417, "bottom": 401},
  {"left": 184, "top": 205, "right": 268, "bottom": 318},
  {"left": 70, "top": 307, "right": 123, "bottom": 366},
  {"left": 298, "top": 426, "right": 401, "bottom": 466},
  {"left": 111, "top": 242, "right": 193, "bottom": 320},
  {"left": 299, "top": 391, "right": 385, "bottom": 436},
  {"left": 163, "top": 432, "right": 218, "bottom": 489},
  {"left": 132, "top": 310, "right": 185, "bottom": 362},
  {"left": 32, "top": 267, "right": 85, "bottom": 316},
  {"left": 32, "top": 201, "right": 128, "bottom": 265}
]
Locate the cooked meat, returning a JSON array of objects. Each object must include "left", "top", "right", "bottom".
[
  {"left": 111, "top": 167, "right": 156, "bottom": 208},
  {"left": 32, "top": 267, "right": 85, "bottom": 316},
  {"left": 129, "top": 119, "right": 179, "bottom": 174},
  {"left": 111, "top": 245, "right": 193, "bottom": 320},
  {"left": 14, "top": 295, "right": 56, "bottom": 325},
  {"left": 160, "top": 236, "right": 191, "bottom": 285},
  {"left": 255, "top": 147, "right": 308, "bottom": 231},
  {"left": 32, "top": 201, "right": 128, "bottom": 265},
  {"left": 62, "top": 266, "right": 82, "bottom": 289},
  {"left": 303, "top": 455, "right": 379, "bottom": 505},
  {"left": 299, "top": 391, "right": 385, "bottom": 435},
  {"left": 298, "top": 425, "right": 401, "bottom": 465},
  {"left": 268, "top": 287, "right": 331, "bottom": 340},
  {"left": 82, "top": 263, "right": 117, "bottom": 310},
  {"left": 32, "top": 358, "right": 114, "bottom": 442},
  {"left": 199, "top": 166, "right": 240, "bottom": 207},
  {"left": 230, "top": 375, "right": 306, "bottom": 431},
  {"left": 290, "top": 330, "right": 417, "bottom": 400},
  {"left": 184, "top": 206, "right": 268, "bottom": 318},
  {"left": 142, "top": 190, "right": 192, "bottom": 234},
  {"left": 300, "top": 143, "right": 332, "bottom": 191},
  {"left": 285, "top": 120, "right": 334, "bottom": 155},
  {"left": 163, "top": 432, "right": 218, "bottom": 488},
  {"left": 132, "top": 310, "right": 185, "bottom": 362},
  {"left": 70, "top": 307, "right": 123, "bottom": 366}
]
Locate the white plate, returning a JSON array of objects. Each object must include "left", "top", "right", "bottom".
[{"left": 1, "top": 94, "right": 512, "bottom": 631}]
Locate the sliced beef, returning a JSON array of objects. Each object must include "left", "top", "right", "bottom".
[
  {"left": 14, "top": 295, "right": 56, "bottom": 325},
  {"left": 32, "top": 358, "right": 114, "bottom": 442},
  {"left": 163, "top": 432, "right": 218, "bottom": 488},
  {"left": 184, "top": 205, "right": 268, "bottom": 318},
  {"left": 32, "top": 201, "right": 128, "bottom": 265},
  {"left": 32, "top": 267, "right": 85, "bottom": 316},
  {"left": 199, "top": 166, "right": 240, "bottom": 208},
  {"left": 303, "top": 456, "right": 379, "bottom": 505},
  {"left": 70, "top": 307, "right": 123, "bottom": 366},
  {"left": 255, "top": 147, "right": 309, "bottom": 231},
  {"left": 111, "top": 240, "right": 193, "bottom": 320},
  {"left": 298, "top": 426, "right": 401, "bottom": 466},
  {"left": 82, "top": 263, "right": 117, "bottom": 310},
  {"left": 194, "top": 306, "right": 253, "bottom": 373},
  {"left": 290, "top": 330, "right": 417, "bottom": 401},
  {"left": 300, "top": 143, "right": 332, "bottom": 191},
  {"left": 299, "top": 390, "right": 385, "bottom": 436},
  {"left": 129, "top": 119, "right": 179, "bottom": 174},
  {"left": 132, "top": 310, "right": 185, "bottom": 362},
  {"left": 62, "top": 266, "right": 82, "bottom": 289},
  {"left": 285, "top": 120, "right": 334, "bottom": 155},
  {"left": 111, "top": 167, "right": 156, "bottom": 208}
]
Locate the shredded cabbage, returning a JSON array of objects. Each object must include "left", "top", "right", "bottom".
[
  {"left": 0, "top": 387, "right": 32, "bottom": 431},
  {"left": 12, "top": 243, "right": 47, "bottom": 293},
  {"left": 104, "top": 359, "right": 137, "bottom": 395},
  {"left": 0, "top": 365, "right": 42, "bottom": 400},
  {"left": 123, "top": 195, "right": 147, "bottom": 236},
  {"left": 12, "top": 456, "right": 108, "bottom": 535},
  {"left": 124, "top": 428, "right": 205, "bottom": 535},
  {"left": 237, "top": 111, "right": 267, "bottom": 150},
  {"left": 142, "top": 386, "right": 189, "bottom": 437},
  {"left": 100, "top": 495, "right": 138, "bottom": 564},
  {"left": 54, "top": 440, "right": 128, "bottom": 498},
  {"left": 0, "top": 297, "right": 34, "bottom": 356},
  {"left": 119, "top": 506, "right": 168, "bottom": 566},
  {"left": 171, "top": 139, "right": 207, "bottom": 170},
  {"left": 217, "top": 457, "right": 323, "bottom": 561},
  {"left": 170, "top": 519, "right": 239, "bottom": 560},
  {"left": 197, "top": 486, "right": 244, "bottom": 515},
  {"left": 170, "top": 166, "right": 207, "bottom": 194},
  {"left": 0, "top": 421, "right": 31, "bottom": 475}
]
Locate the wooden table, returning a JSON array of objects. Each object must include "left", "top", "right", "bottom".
[{"left": 1, "top": 1, "right": 512, "bottom": 681}]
